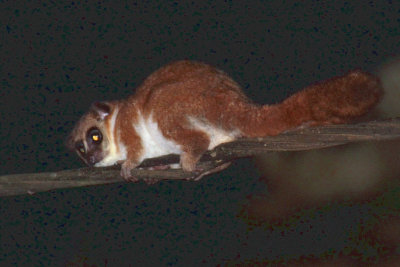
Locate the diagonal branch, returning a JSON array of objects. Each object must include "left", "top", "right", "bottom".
[{"left": 1, "top": 118, "right": 400, "bottom": 197}]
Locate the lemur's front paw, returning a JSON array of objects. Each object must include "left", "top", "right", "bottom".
[{"left": 120, "top": 161, "right": 139, "bottom": 182}]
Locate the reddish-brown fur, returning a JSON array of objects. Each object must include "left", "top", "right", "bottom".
[
  {"left": 125, "top": 61, "right": 382, "bottom": 168},
  {"left": 68, "top": 60, "right": 383, "bottom": 180}
]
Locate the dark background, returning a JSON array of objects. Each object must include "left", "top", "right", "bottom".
[{"left": 1, "top": 1, "right": 399, "bottom": 266}]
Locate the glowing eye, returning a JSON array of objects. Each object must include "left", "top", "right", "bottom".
[
  {"left": 79, "top": 147, "right": 85, "bottom": 153},
  {"left": 87, "top": 128, "right": 102, "bottom": 144},
  {"left": 92, "top": 134, "right": 99, "bottom": 142}
]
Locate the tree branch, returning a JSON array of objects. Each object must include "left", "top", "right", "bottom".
[{"left": 2, "top": 118, "right": 400, "bottom": 197}]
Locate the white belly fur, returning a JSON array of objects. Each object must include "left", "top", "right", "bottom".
[
  {"left": 188, "top": 117, "right": 240, "bottom": 149},
  {"left": 134, "top": 113, "right": 182, "bottom": 162}
]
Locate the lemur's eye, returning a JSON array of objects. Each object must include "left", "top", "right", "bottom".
[
  {"left": 92, "top": 134, "right": 99, "bottom": 142},
  {"left": 75, "top": 142, "right": 85, "bottom": 154},
  {"left": 88, "top": 128, "right": 102, "bottom": 144}
]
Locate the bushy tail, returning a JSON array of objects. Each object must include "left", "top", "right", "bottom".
[{"left": 239, "top": 70, "right": 383, "bottom": 137}]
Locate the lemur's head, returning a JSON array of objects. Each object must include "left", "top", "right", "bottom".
[{"left": 66, "top": 102, "right": 113, "bottom": 166}]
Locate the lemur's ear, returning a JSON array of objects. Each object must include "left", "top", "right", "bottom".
[{"left": 90, "top": 102, "right": 111, "bottom": 120}]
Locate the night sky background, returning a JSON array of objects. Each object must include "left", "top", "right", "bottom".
[{"left": 1, "top": 1, "right": 399, "bottom": 266}]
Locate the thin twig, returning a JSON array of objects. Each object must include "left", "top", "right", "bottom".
[{"left": 1, "top": 118, "right": 400, "bottom": 197}]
